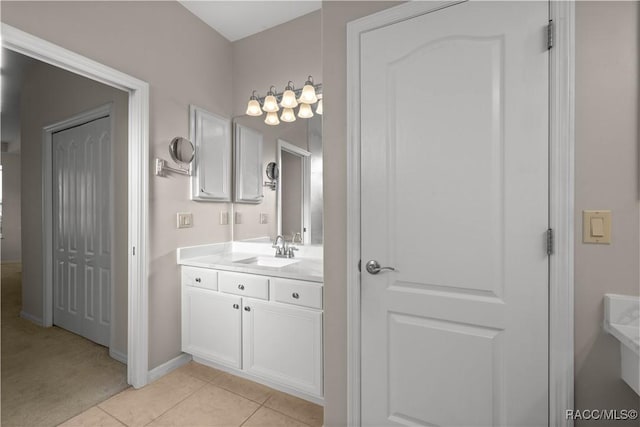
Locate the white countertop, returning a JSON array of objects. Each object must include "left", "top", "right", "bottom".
[
  {"left": 177, "top": 242, "right": 323, "bottom": 283},
  {"left": 604, "top": 294, "right": 640, "bottom": 356}
]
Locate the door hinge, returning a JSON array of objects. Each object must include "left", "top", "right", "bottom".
[
  {"left": 358, "top": 259, "right": 361, "bottom": 273},
  {"left": 547, "top": 20, "right": 554, "bottom": 50},
  {"left": 546, "top": 228, "right": 554, "bottom": 255}
]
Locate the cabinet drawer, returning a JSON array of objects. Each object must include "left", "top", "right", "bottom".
[
  {"left": 272, "top": 278, "right": 323, "bottom": 309},
  {"left": 182, "top": 266, "right": 218, "bottom": 291},
  {"left": 219, "top": 272, "right": 269, "bottom": 300}
]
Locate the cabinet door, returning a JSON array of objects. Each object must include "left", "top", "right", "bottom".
[
  {"left": 233, "top": 123, "right": 264, "bottom": 203},
  {"left": 182, "top": 286, "right": 241, "bottom": 368},
  {"left": 242, "top": 299, "right": 323, "bottom": 396},
  {"left": 190, "top": 105, "right": 231, "bottom": 201}
]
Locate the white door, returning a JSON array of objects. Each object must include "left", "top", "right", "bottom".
[
  {"left": 360, "top": 2, "right": 549, "bottom": 426},
  {"left": 182, "top": 286, "right": 242, "bottom": 368},
  {"left": 52, "top": 116, "right": 112, "bottom": 346},
  {"left": 242, "top": 299, "right": 323, "bottom": 396}
]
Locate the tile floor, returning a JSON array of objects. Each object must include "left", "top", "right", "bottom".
[{"left": 59, "top": 361, "right": 323, "bottom": 427}]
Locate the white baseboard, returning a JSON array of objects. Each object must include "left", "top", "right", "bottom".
[
  {"left": 109, "top": 348, "right": 128, "bottom": 364},
  {"left": 20, "top": 310, "right": 43, "bottom": 326},
  {"left": 147, "top": 353, "right": 192, "bottom": 383}
]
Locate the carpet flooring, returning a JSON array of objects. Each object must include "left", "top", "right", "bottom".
[{"left": 1, "top": 262, "right": 128, "bottom": 427}]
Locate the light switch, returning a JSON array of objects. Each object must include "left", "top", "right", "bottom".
[
  {"left": 235, "top": 212, "right": 242, "bottom": 224},
  {"left": 590, "top": 217, "right": 604, "bottom": 237},
  {"left": 583, "top": 210, "right": 611, "bottom": 244},
  {"left": 219, "top": 211, "right": 228, "bottom": 225},
  {"left": 177, "top": 212, "right": 193, "bottom": 229}
]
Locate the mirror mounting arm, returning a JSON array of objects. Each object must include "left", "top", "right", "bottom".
[{"left": 154, "top": 158, "right": 191, "bottom": 177}]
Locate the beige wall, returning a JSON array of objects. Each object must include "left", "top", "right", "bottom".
[
  {"left": 574, "top": 1, "right": 640, "bottom": 422},
  {"left": 1, "top": 153, "right": 22, "bottom": 262},
  {"left": 321, "top": 2, "right": 400, "bottom": 424},
  {"left": 2, "top": 1, "right": 233, "bottom": 368},
  {"left": 20, "top": 60, "right": 129, "bottom": 355},
  {"left": 232, "top": 10, "right": 321, "bottom": 117}
]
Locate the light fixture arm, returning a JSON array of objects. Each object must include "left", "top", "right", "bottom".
[{"left": 253, "top": 83, "right": 322, "bottom": 104}]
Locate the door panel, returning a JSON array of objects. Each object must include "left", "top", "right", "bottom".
[
  {"left": 360, "top": 2, "right": 549, "bottom": 425},
  {"left": 52, "top": 116, "right": 111, "bottom": 346}
]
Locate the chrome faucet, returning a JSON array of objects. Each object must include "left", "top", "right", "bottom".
[{"left": 272, "top": 235, "right": 298, "bottom": 258}]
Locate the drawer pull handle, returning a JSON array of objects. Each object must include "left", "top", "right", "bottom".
[
  {"left": 238, "top": 284, "right": 245, "bottom": 290},
  {"left": 292, "top": 292, "right": 300, "bottom": 299},
  {"left": 233, "top": 304, "right": 239, "bottom": 309},
  {"left": 195, "top": 278, "right": 201, "bottom": 283},
  {"left": 244, "top": 306, "right": 251, "bottom": 312}
]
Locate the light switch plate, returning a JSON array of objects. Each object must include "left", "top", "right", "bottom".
[
  {"left": 260, "top": 213, "right": 268, "bottom": 224},
  {"left": 219, "top": 211, "right": 228, "bottom": 225},
  {"left": 177, "top": 212, "right": 193, "bottom": 229},
  {"left": 583, "top": 210, "right": 611, "bottom": 244},
  {"left": 235, "top": 212, "right": 242, "bottom": 224}
]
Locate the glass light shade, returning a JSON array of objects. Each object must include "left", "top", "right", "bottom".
[
  {"left": 263, "top": 94, "right": 279, "bottom": 112},
  {"left": 246, "top": 99, "right": 262, "bottom": 116},
  {"left": 280, "top": 90, "right": 298, "bottom": 108},
  {"left": 264, "top": 111, "right": 280, "bottom": 126},
  {"left": 280, "top": 108, "right": 296, "bottom": 123},
  {"left": 298, "top": 103, "right": 314, "bottom": 119},
  {"left": 315, "top": 98, "right": 323, "bottom": 115},
  {"left": 299, "top": 84, "right": 318, "bottom": 104}
]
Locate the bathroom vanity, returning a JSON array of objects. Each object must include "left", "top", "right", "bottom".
[{"left": 177, "top": 242, "right": 323, "bottom": 404}]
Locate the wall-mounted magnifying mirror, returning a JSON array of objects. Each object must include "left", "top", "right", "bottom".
[
  {"left": 265, "top": 162, "right": 279, "bottom": 191},
  {"left": 169, "top": 136, "right": 195, "bottom": 164},
  {"left": 154, "top": 136, "right": 194, "bottom": 176}
]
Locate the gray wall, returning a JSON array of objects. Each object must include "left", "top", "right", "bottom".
[
  {"left": 2, "top": 1, "right": 233, "bottom": 369},
  {"left": 1, "top": 152, "right": 22, "bottom": 262},
  {"left": 574, "top": 2, "right": 640, "bottom": 423},
  {"left": 20, "top": 60, "right": 129, "bottom": 355}
]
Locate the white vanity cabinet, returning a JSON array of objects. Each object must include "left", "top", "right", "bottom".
[
  {"left": 181, "top": 266, "right": 323, "bottom": 401},
  {"left": 182, "top": 285, "right": 242, "bottom": 368}
]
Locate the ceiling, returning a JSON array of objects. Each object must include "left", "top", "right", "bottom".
[{"left": 178, "top": 1, "right": 321, "bottom": 42}]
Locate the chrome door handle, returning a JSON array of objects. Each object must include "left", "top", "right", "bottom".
[{"left": 366, "top": 260, "right": 396, "bottom": 275}]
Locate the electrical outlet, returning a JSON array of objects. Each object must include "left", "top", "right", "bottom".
[
  {"left": 177, "top": 212, "right": 193, "bottom": 229},
  {"left": 260, "top": 213, "right": 268, "bottom": 224},
  {"left": 219, "top": 211, "right": 229, "bottom": 225},
  {"left": 235, "top": 212, "right": 242, "bottom": 224}
]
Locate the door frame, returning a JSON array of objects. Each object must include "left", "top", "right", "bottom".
[
  {"left": 345, "top": 2, "right": 575, "bottom": 426},
  {"left": 277, "top": 139, "right": 312, "bottom": 244},
  {"left": 2, "top": 23, "right": 150, "bottom": 389},
  {"left": 44, "top": 103, "right": 114, "bottom": 349}
]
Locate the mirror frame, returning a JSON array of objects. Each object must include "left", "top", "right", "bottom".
[{"left": 168, "top": 136, "right": 195, "bottom": 165}]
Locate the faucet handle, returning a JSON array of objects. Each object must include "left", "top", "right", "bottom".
[{"left": 287, "top": 246, "right": 299, "bottom": 257}]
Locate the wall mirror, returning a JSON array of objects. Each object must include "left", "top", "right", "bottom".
[
  {"left": 231, "top": 115, "right": 322, "bottom": 245},
  {"left": 169, "top": 137, "right": 195, "bottom": 164}
]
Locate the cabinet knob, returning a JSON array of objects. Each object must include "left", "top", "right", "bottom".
[
  {"left": 238, "top": 284, "right": 245, "bottom": 290},
  {"left": 233, "top": 304, "right": 239, "bottom": 309},
  {"left": 244, "top": 306, "right": 251, "bottom": 312},
  {"left": 292, "top": 292, "right": 300, "bottom": 299},
  {"left": 195, "top": 278, "right": 201, "bottom": 283}
]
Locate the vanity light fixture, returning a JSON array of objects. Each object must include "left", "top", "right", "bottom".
[
  {"left": 281, "top": 108, "right": 296, "bottom": 123},
  {"left": 246, "top": 91, "right": 262, "bottom": 116},
  {"left": 265, "top": 111, "right": 280, "bottom": 126},
  {"left": 298, "top": 76, "right": 318, "bottom": 104},
  {"left": 245, "top": 76, "right": 322, "bottom": 126},
  {"left": 262, "top": 86, "right": 280, "bottom": 113},
  {"left": 298, "top": 103, "right": 314, "bottom": 119},
  {"left": 280, "top": 81, "right": 298, "bottom": 109}
]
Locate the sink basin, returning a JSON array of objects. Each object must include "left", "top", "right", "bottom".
[
  {"left": 604, "top": 294, "right": 640, "bottom": 395},
  {"left": 234, "top": 256, "right": 300, "bottom": 268}
]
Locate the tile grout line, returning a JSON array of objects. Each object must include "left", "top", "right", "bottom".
[
  {"left": 238, "top": 402, "right": 264, "bottom": 427},
  {"left": 141, "top": 379, "right": 209, "bottom": 427},
  {"left": 96, "top": 405, "right": 129, "bottom": 427},
  {"left": 261, "top": 405, "right": 316, "bottom": 427}
]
